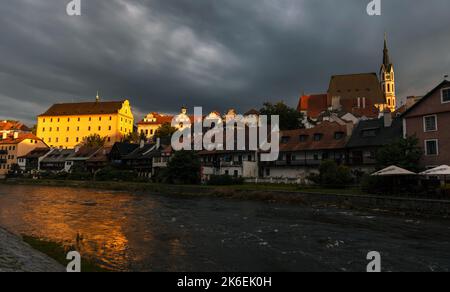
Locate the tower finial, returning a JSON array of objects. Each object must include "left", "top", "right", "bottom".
[{"left": 96, "top": 91, "right": 100, "bottom": 102}]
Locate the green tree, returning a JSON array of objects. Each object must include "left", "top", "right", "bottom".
[
  {"left": 81, "top": 134, "right": 106, "bottom": 148},
  {"left": 121, "top": 131, "right": 140, "bottom": 143},
  {"left": 154, "top": 123, "right": 177, "bottom": 139},
  {"left": 163, "top": 151, "right": 201, "bottom": 184},
  {"left": 31, "top": 124, "right": 37, "bottom": 135},
  {"left": 376, "top": 136, "right": 423, "bottom": 172},
  {"left": 310, "top": 160, "right": 353, "bottom": 188},
  {"left": 259, "top": 102, "right": 304, "bottom": 130}
]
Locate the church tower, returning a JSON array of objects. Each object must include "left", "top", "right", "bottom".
[{"left": 380, "top": 34, "right": 396, "bottom": 112}]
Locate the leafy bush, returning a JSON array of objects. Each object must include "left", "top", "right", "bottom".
[
  {"left": 207, "top": 175, "right": 244, "bottom": 186},
  {"left": 162, "top": 151, "right": 201, "bottom": 184},
  {"left": 308, "top": 160, "right": 353, "bottom": 189},
  {"left": 94, "top": 166, "right": 137, "bottom": 182}
]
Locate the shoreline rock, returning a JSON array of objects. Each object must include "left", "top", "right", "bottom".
[{"left": 0, "top": 228, "right": 64, "bottom": 272}]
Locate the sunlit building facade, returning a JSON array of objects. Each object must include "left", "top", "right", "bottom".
[{"left": 37, "top": 98, "right": 134, "bottom": 149}]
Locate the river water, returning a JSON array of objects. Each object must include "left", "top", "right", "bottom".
[{"left": 0, "top": 184, "right": 449, "bottom": 272}]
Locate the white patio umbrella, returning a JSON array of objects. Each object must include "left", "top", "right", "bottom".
[
  {"left": 420, "top": 165, "right": 450, "bottom": 185},
  {"left": 420, "top": 165, "right": 450, "bottom": 176},
  {"left": 371, "top": 165, "right": 417, "bottom": 176}
]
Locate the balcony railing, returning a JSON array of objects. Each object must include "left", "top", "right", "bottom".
[
  {"left": 0, "top": 150, "right": 7, "bottom": 155},
  {"left": 220, "top": 161, "right": 243, "bottom": 167}
]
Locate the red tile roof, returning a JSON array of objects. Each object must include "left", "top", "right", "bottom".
[
  {"left": 0, "top": 133, "right": 42, "bottom": 145},
  {"left": 0, "top": 121, "right": 30, "bottom": 132},
  {"left": 297, "top": 94, "right": 328, "bottom": 119},
  {"left": 279, "top": 121, "right": 348, "bottom": 152}
]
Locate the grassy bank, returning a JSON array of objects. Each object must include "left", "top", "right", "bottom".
[
  {"left": 22, "top": 236, "right": 109, "bottom": 272},
  {"left": 1, "top": 178, "right": 366, "bottom": 203}
]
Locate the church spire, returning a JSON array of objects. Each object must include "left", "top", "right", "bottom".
[{"left": 383, "top": 33, "right": 391, "bottom": 68}]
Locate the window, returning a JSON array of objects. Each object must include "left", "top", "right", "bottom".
[
  {"left": 425, "top": 140, "right": 438, "bottom": 156},
  {"left": 442, "top": 88, "right": 450, "bottom": 103},
  {"left": 334, "top": 132, "right": 345, "bottom": 140},
  {"left": 362, "top": 129, "right": 377, "bottom": 137},
  {"left": 299, "top": 135, "right": 308, "bottom": 142},
  {"left": 313, "top": 133, "right": 323, "bottom": 141},
  {"left": 281, "top": 136, "right": 290, "bottom": 144},
  {"left": 424, "top": 115, "right": 437, "bottom": 132}
]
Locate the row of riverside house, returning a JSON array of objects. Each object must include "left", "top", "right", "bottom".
[
  {"left": 3, "top": 78, "right": 450, "bottom": 182},
  {"left": 2, "top": 36, "right": 450, "bottom": 181}
]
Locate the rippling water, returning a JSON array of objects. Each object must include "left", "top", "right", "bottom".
[{"left": 0, "top": 184, "right": 450, "bottom": 272}]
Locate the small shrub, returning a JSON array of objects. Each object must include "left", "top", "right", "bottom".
[
  {"left": 94, "top": 166, "right": 137, "bottom": 182},
  {"left": 309, "top": 160, "right": 354, "bottom": 189},
  {"left": 207, "top": 175, "right": 244, "bottom": 186}
]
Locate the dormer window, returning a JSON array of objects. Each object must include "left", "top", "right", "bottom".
[
  {"left": 362, "top": 128, "right": 377, "bottom": 137},
  {"left": 442, "top": 88, "right": 450, "bottom": 103},
  {"left": 313, "top": 133, "right": 323, "bottom": 141}
]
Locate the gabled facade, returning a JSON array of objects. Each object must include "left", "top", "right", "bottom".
[
  {"left": 403, "top": 80, "right": 450, "bottom": 168},
  {"left": 261, "top": 121, "right": 350, "bottom": 183},
  {"left": 0, "top": 133, "right": 47, "bottom": 178},
  {"left": 37, "top": 98, "right": 134, "bottom": 149},
  {"left": 346, "top": 113, "right": 403, "bottom": 171}
]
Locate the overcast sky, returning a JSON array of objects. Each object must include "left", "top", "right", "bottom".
[{"left": 1, "top": 0, "right": 449, "bottom": 125}]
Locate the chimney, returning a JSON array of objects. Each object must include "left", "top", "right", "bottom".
[
  {"left": 2, "top": 132, "right": 7, "bottom": 140},
  {"left": 383, "top": 110, "right": 392, "bottom": 128},
  {"left": 75, "top": 146, "right": 80, "bottom": 153},
  {"left": 156, "top": 138, "right": 161, "bottom": 149},
  {"left": 140, "top": 139, "right": 145, "bottom": 149},
  {"left": 13, "top": 132, "right": 19, "bottom": 139}
]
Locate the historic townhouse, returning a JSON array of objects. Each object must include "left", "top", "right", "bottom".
[
  {"left": 17, "top": 148, "right": 53, "bottom": 172},
  {"left": 137, "top": 113, "right": 174, "bottom": 140},
  {"left": 0, "top": 132, "right": 47, "bottom": 178},
  {"left": 346, "top": 112, "right": 403, "bottom": 172},
  {"left": 261, "top": 121, "right": 351, "bottom": 183},
  {"left": 403, "top": 80, "right": 450, "bottom": 168},
  {"left": 37, "top": 95, "right": 134, "bottom": 149}
]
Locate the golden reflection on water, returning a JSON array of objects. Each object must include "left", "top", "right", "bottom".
[{"left": 0, "top": 185, "right": 188, "bottom": 271}]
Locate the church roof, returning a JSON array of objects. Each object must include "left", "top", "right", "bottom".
[
  {"left": 328, "top": 73, "right": 385, "bottom": 104},
  {"left": 39, "top": 101, "right": 126, "bottom": 117}
]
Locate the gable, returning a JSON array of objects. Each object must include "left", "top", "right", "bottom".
[{"left": 404, "top": 81, "right": 450, "bottom": 118}]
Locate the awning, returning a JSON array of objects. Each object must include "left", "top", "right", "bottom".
[
  {"left": 420, "top": 165, "right": 450, "bottom": 176},
  {"left": 371, "top": 165, "right": 416, "bottom": 176}
]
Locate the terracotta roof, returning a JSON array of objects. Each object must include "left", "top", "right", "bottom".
[
  {"left": 279, "top": 121, "right": 348, "bottom": 152},
  {"left": 39, "top": 101, "right": 125, "bottom": 117},
  {"left": 0, "top": 133, "right": 42, "bottom": 145},
  {"left": 138, "top": 114, "right": 174, "bottom": 125},
  {"left": 328, "top": 73, "right": 385, "bottom": 104},
  {"left": 297, "top": 94, "right": 328, "bottom": 119},
  {"left": 0, "top": 121, "right": 30, "bottom": 132}
]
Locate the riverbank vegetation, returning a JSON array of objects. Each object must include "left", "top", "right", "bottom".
[{"left": 22, "top": 236, "right": 109, "bottom": 272}]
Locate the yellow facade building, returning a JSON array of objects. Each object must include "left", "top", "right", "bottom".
[{"left": 37, "top": 99, "right": 134, "bottom": 149}]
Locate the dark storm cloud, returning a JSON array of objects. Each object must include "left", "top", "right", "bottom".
[{"left": 0, "top": 0, "right": 449, "bottom": 125}]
